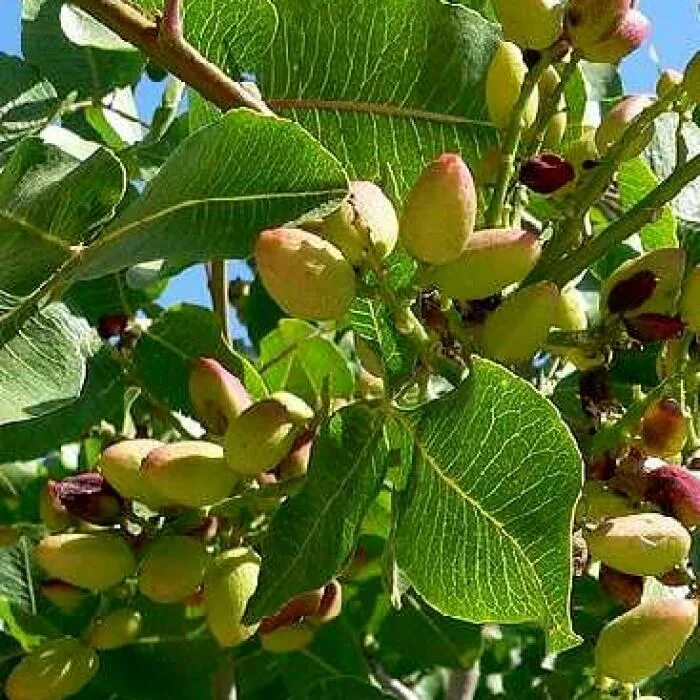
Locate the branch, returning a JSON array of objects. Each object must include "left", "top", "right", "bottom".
[
  {"left": 447, "top": 665, "right": 480, "bottom": 700},
  {"left": 69, "top": 0, "right": 272, "bottom": 115}
]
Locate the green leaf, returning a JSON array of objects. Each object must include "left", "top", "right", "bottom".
[
  {"left": 75, "top": 110, "right": 348, "bottom": 280},
  {"left": 187, "top": 0, "right": 501, "bottom": 198},
  {"left": 617, "top": 158, "right": 678, "bottom": 250},
  {"left": 581, "top": 61, "right": 623, "bottom": 110},
  {"left": 133, "top": 304, "right": 267, "bottom": 417},
  {"left": 259, "top": 319, "right": 355, "bottom": 405},
  {"left": 0, "top": 542, "right": 35, "bottom": 613},
  {"left": 246, "top": 404, "right": 389, "bottom": 622},
  {"left": 59, "top": 4, "right": 137, "bottom": 51},
  {"left": 290, "top": 677, "right": 392, "bottom": 700},
  {"left": 0, "top": 53, "right": 58, "bottom": 161},
  {"left": 22, "top": 0, "right": 144, "bottom": 99},
  {"left": 0, "top": 293, "right": 97, "bottom": 426},
  {"left": 394, "top": 357, "right": 583, "bottom": 653},
  {"left": 0, "top": 348, "right": 126, "bottom": 462},
  {"left": 0, "top": 138, "right": 127, "bottom": 296}
]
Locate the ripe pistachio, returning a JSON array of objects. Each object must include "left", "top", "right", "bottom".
[
  {"left": 204, "top": 547, "right": 260, "bottom": 647},
  {"left": 599, "top": 565, "right": 643, "bottom": 609},
  {"left": 97, "top": 313, "right": 128, "bottom": 339},
  {"left": 50, "top": 473, "right": 124, "bottom": 526},
  {"left": 585, "top": 512, "right": 691, "bottom": 576},
  {"left": 520, "top": 154, "right": 575, "bottom": 194},
  {"left": 260, "top": 622, "right": 315, "bottom": 653},
  {"left": 595, "top": 95, "right": 656, "bottom": 161},
  {"left": 429, "top": 229, "right": 541, "bottom": 301},
  {"left": 40, "top": 580, "right": 87, "bottom": 613},
  {"left": 576, "top": 9, "right": 650, "bottom": 64},
  {"left": 680, "top": 264, "right": 700, "bottom": 332},
  {"left": 225, "top": 392, "right": 314, "bottom": 477},
  {"left": 88, "top": 608, "right": 142, "bottom": 650},
  {"left": 684, "top": 52, "right": 700, "bottom": 104},
  {"left": 5, "top": 638, "right": 98, "bottom": 700},
  {"left": 640, "top": 398, "right": 687, "bottom": 458},
  {"left": 601, "top": 249, "right": 687, "bottom": 319},
  {"left": 255, "top": 228, "right": 356, "bottom": 321},
  {"left": 138, "top": 535, "right": 208, "bottom": 604},
  {"left": 625, "top": 313, "right": 686, "bottom": 342},
  {"left": 322, "top": 181, "right": 398, "bottom": 263},
  {"left": 399, "top": 153, "right": 477, "bottom": 264},
  {"left": 491, "top": 0, "right": 563, "bottom": 50},
  {"left": 595, "top": 598, "right": 698, "bottom": 683},
  {"left": 481, "top": 282, "right": 559, "bottom": 364},
  {"left": 657, "top": 68, "right": 684, "bottom": 98},
  {"left": 35, "top": 533, "right": 136, "bottom": 591},
  {"left": 142, "top": 441, "right": 237, "bottom": 508},
  {"left": 644, "top": 465, "right": 700, "bottom": 528},
  {"left": 565, "top": 0, "right": 633, "bottom": 47},
  {"left": 99, "top": 439, "right": 172, "bottom": 510},
  {"left": 486, "top": 41, "right": 539, "bottom": 130},
  {"left": 189, "top": 358, "right": 252, "bottom": 435}
]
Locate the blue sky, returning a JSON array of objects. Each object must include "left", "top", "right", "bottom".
[{"left": 1, "top": 0, "right": 698, "bottom": 332}]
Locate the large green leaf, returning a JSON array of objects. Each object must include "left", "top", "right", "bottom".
[
  {"left": 0, "top": 54, "right": 58, "bottom": 161},
  {"left": 290, "top": 677, "right": 391, "bottom": 700},
  {"left": 0, "top": 138, "right": 126, "bottom": 295},
  {"left": 394, "top": 357, "right": 583, "bottom": 653},
  {"left": 183, "top": 0, "right": 500, "bottom": 198},
  {"left": 22, "top": 0, "right": 144, "bottom": 99},
  {"left": 133, "top": 304, "right": 267, "bottom": 417},
  {"left": 246, "top": 404, "right": 389, "bottom": 622}
]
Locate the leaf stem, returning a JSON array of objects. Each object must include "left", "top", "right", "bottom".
[{"left": 207, "top": 261, "right": 230, "bottom": 341}]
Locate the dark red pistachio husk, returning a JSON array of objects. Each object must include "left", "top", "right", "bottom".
[
  {"left": 624, "top": 314, "right": 686, "bottom": 342},
  {"left": 51, "top": 473, "right": 125, "bottom": 525},
  {"left": 97, "top": 314, "right": 129, "bottom": 340},
  {"left": 607, "top": 270, "right": 658, "bottom": 314},
  {"left": 519, "top": 154, "right": 576, "bottom": 194},
  {"left": 643, "top": 464, "right": 700, "bottom": 528},
  {"left": 599, "top": 564, "right": 644, "bottom": 609}
]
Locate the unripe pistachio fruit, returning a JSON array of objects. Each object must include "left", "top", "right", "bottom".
[
  {"left": 88, "top": 608, "right": 142, "bottom": 649},
  {"left": 643, "top": 465, "right": 700, "bottom": 528},
  {"left": 139, "top": 535, "right": 208, "bottom": 604},
  {"left": 481, "top": 282, "right": 559, "bottom": 364},
  {"left": 189, "top": 358, "right": 252, "bottom": 435},
  {"left": 491, "top": 0, "right": 564, "bottom": 50},
  {"left": 595, "top": 598, "right": 698, "bottom": 683},
  {"left": 49, "top": 473, "right": 124, "bottom": 526},
  {"left": 486, "top": 42, "right": 539, "bottom": 131},
  {"left": 519, "top": 154, "right": 575, "bottom": 194},
  {"left": 561, "top": 130, "right": 600, "bottom": 185},
  {"left": 574, "top": 481, "right": 642, "bottom": 525},
  {"left": 680, "top": 264, "right": 700, "bottom": 332},
  {"left": 640, "top": 398, "right": 687, "bottom": 458},
  {"left": 99, "top": 439, "right": 171, "bottom": 509},
  {"left": 142, "top": 441, "right": 237, "bottom": 508},
  {"left": 595, "top": 95, "right": 656, "bottom": 161},
  {"left": 40, "top": 580, "right": 87, "bottom": 613},
  {"left": 399, "top": 153, "right": 477, "bottom": 264},
  {"left": 575, "top": 9, "right": 650, "bottom": 64},
  {"left": 585, "top": 512, "right": 691, "bottom": 576},
  {"left": 531, "top": 66, "right": 567, "bottom": 148},
  {"left": 5, "top": 638, "right": 98, "bottom": 700},
  {"left": 599, "top": 565, "right": 643, "bottom": 609},
  {"left": 255, "top": 228, "right": 356, "bottom": 321},
  {"left": 657, "top": 68, "right": 684, "bottom": 98},
  {"left": 225, "top": 392, "right": 314, "bottom": 477},
  {"left": 429, "top": 229, "right": 541, "bottom": 301},
  {"left": 35, "top": 533, "right": 136, "bottom": 591},
  {"left": 683, "top": 52, "right": 700, "bottom": 104},
  {"left": 601, "top": 249, "right": 687, "bottom": 319},
  {"left": 204, "top": 547, "right": 260, "bottom": 647},
  {"left": 260, "top": 622, "right": 315, "bottom": 653},
  {"left": 321, "top": 181, "right": 398, "bottom": 264}
]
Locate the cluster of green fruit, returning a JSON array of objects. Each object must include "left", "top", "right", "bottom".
[{"left": 4, "top": 359, "right": 341, "bottom": 700}]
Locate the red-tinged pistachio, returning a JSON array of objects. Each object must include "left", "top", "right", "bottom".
[
  {"left": 625, "top": 314, "right": 686, "bottom": 342},
  {"left": 308, "top": 580, "right": 343, "bottom": 626},
  {"left": 595, "top": 598, "right": 698, "bottom": 683},
  {"left": 277, "top": 432, "right": 314, "bottom": 481},
  {"left": 658, "top": 568, "right": 692, "bottom": 587},
  {"left": 430, "top": 229, "right": 541, "bottom": 301},
  {"left": 255, "top": 228, "right": 356, "bottom": 321},
  {"left": 35, "top": 533, "right": 136, "bottom": 591},
  {"left": 322, "top": 181, "right": 398, "bottom": 264},
  {"left": 88, "top": 608, "right": 142, "bottom": 650},
  {"left": 97, "top": 313, "right": 128, "bottom": 339},
  {"left": 680, "top": 264, "right": 700, "bottom": 332},
  {"left": 640, "top": 399, "right": 687, "bottom": 458},
  {"left": 39, "top": 482, "right": 74, "bottom": 532},
  {"left": 99, "top": 439, "right": 172, "bottom": 510},
  {"left": 204, "top": 548, "right": 260, "bottom": 647},
  {"left": 259, "top": 621, "right": 315, "bottom": 653},
  {"left": 684, "top": 51, "right": 700, "bottom": 104},
  {"left": 399, "top": 153, "right": 477, "bottom": 264},
  {"left": 644, "top": 465, "right": 700, "bottom": 528},
  {"left": 585, "top": 512, "right": 691, "bottom": 576},
  {"left": 5, "top": 638, "right": 98, "bottom": 700},
  {"left": 607, "top": 269, "right": 658, "bottom": 314},
  {"left": 601, "top": 249, "right": 687, "bottom": 318},
  {"left": 142, "top": 441, "right": 237, "bottom": 508},
  {"left": 565, "top": 0, "right": 634, "bottom": 47},
  {"left": 40, "top": 580, "right": 87, "bottom": 613},
  {"left": 50, "top": 473, "right": 124, "bottom": 526},
  {"left": 189, "top": 358, "right": 252, "bottom": 435},
  {"left": 225, "top": 392, "right": 314, "bottom": 477},
  {"left": 657, "top": 68, "right": 684, "bottom": 98},
  {"left": 595, "top": 95, "right": 656, "bottom": 161},
  {"left": 491, "top": 0, "right": 564, "bottom": 50},
  {"left": 599, "top": 565, "right": 643, "bottom": 609},
  {"left": 486, "top": 41, "right": 539, "bottom": 130},
  {"left": 481, "top": 282, "right": 559, "bottom": 364},
  {"left": 259, "top": 588, "right": 325, "bottom": 634},
  {"left": 138, "top": 535, "right": 208, "bottom": 604},
  {"left": 576, "top": 9, "right": 651, "bottom": 64},
  {"left": 520, "top": 153, "right": 575, "bottom": 194}
]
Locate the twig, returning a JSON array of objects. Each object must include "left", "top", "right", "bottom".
[
  {"left": 447, "top": 665, "right": 480, "bottom": 700},
  {"left": 373, "top": 664, "right": 420, "bottom": 700},
  {"left": 207, "top": 260, "right": 230, "bottom": 341}
]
